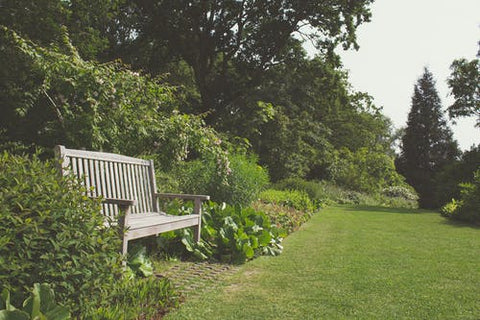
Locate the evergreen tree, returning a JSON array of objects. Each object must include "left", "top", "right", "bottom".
[{"left": 397, "top": 68, "right": 459, "bottom": 208}]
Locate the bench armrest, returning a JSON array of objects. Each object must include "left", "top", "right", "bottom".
[
  {"left": 102, "top": 198, "right": 137, "bottom": 207},
  {"left": 154, "top": 193, "right": 210, "bottom": 201}
]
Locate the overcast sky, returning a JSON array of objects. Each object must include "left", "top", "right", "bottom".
[{"left": 336, "top": 0, "right": 480, "bottom": 151}]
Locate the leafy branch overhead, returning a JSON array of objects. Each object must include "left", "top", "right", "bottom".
[{"left": 0, "top": 26, "right": 229, "bottom": 175}]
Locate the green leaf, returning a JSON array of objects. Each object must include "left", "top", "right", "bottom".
[
  {"left": 258, "top": 230, "right": 272, "bottom": 247},
  {"left": 242, "top": 244, "right": 254, "bottom": 259},
  {"left": 0, "top": 310, "right": 30, "bottom": 320},
  {"left": 44, "top": 305, "right": 70, "bottom": 320}
]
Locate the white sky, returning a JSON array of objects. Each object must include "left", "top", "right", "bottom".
[{"left": 336, "top": 0, "right": 480, "bottom": 151}]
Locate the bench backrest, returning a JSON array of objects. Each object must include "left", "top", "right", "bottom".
[{"left": 55, "top": 145, "right": 158, "bottom": 217}]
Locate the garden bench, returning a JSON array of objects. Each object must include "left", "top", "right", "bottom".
[{"left": 54, "top": 145, "right": 209, "bottom": 256}]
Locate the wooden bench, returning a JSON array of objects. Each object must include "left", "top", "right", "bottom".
[{"left": 54, "top": 145, "right": 209, "bottom": 256}]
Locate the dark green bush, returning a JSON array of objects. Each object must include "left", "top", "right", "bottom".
[
  {"left": 174, "top": 153, "right": 269, "bottom": 206},
  {"left": 0, "top": 152, "right": 123, "bottom": 316},
  {"left": 441, "top": 169, "right": 480, "bottom": 224}
]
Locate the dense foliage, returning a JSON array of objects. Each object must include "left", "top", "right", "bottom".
[
  {"left": 157, "top": 201, "right": 285, "bottom": 264},
  {"left": 173, "top": 153, "right": 269, "bottom": 206},
  {"left": 441, "top": 170, "right": 480, "bottom": 224},
  {"left": 0, "top": 152, "right": 122, "bottom": 315},
  {"left": 397, "top": 68, "right": 459, "bottom": 208},
  {"left": 448, "top": 43, "right": 480, "bottom": 127}
]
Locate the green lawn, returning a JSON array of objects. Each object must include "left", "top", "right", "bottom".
[{"left": 164, "top": 206, "right": 480, "bottom": 320}]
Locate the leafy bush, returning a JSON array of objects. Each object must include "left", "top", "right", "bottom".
[
  {"left": 174, "top": 153, "right": 269, "bottom": 206},
  {"left": 381, "top": 186, "right": 419, "bottom": 201},
  {"left": 158, "top": 201, "right": 285, "bottom": 264},
  {"left": 272, "top": 177, "right": 327, "bottom": 206},
  {"left": 441, "top": 170, "right": 480, "bottom": 224},
  {"left": 0, "top": 283, "right": 70, "bottom": 320},
  {"left": 328, "top": 147, "right": 406, "bottom": 194},
  {"left": 0, "top": 152, "right": 123, "bottom": 316},
  {"left": 258, "top": 189, "right": 315, "bottom": 213}
]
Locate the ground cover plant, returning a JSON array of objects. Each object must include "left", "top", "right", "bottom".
[
  {"left": 156, "top": 201, "right": 286, "bottom": 264},
  {"left": 163, "top": 206, "right": 480, "bottom": 319}
]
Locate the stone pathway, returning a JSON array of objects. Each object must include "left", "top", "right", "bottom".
[{"left": 155, "top": 262, "right": 240, "bottom": 297}]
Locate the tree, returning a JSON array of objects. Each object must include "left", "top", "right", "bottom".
[
  {"left": 448, "top": 51, "right": 480, "bottom": 127},
  {"left": 397, "top": 68, "right": 459, "bottom": 208},
  {"left": 105, "top": 0, "right": 374, "bottom": 123},
  {"left": 0, "top": 0, "right": 124, "bottom": 59}
]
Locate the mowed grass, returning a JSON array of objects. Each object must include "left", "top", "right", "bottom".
[{"left": 164, "top": 206, "right": 480, "bottom": 320}]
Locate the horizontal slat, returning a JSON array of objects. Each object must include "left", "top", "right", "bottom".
[
  {"left": 155, "top": 193, "right": 210, "bottom": 201},
  {"left": 58, "top": 145, "right": 151, "bottom": 165},
  {"left": 102, "top": 198, "right": 137, "bottom": 207}
]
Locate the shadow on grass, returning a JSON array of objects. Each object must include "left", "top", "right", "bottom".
[
  {"left": 340, "top": 205, "right": 432, "bottom": 215},
  {"left": 439, "top": 218, "right": 480, "bottom": 230},
  {"left": 338, "top": 205, "right": 480, "bottom": 230}
]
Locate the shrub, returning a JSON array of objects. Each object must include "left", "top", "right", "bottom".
[
  {"left": 381, "top": 186, "right": 419, "bottom": 201},
  {"left": 174, "top": 153, "right": 269, "bottom": 206},
  {"left": 441, "top": 170, "right": 480, "bottom": 224},
  {"left": 272, "top": 177, "right": 327, "bottom": 206},
  {"left": 258, "top": 189, "right": 315, "bottom": 213},
  {"left": 0, "top": 152, "right": 123, "bottom": 316}
]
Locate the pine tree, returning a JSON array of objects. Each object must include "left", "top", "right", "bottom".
[{"left": 397, "top": 68, "right": 459, "bottom": 208}]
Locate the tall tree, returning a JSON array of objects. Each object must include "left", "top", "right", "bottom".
[
  {"left": 105, "top": 0, "right": 374, "bottom": 123},
  {"left": 397, "top": 68, "right": 459, "bottom": 208}
]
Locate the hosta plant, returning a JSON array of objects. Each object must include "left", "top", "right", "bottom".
[{"left": 0, "top": 283, "right": 70, "bottom": 320}]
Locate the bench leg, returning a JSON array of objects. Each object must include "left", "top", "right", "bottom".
[
  {"left": 193, "top": 224, "right": 201, "bottom": 242},
  {"left": 193, "top": 198, "right": 202, "bottom": 242},
  {"left": 121, "top": 237, "right": 128, "bottom": 267}
]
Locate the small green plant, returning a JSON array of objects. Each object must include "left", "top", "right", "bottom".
[
  {"left": 0, "top": 283, "right": 70, "bottom": 320},
  {"left": 127, "top": 245, "right": 154, "bottom": 278}
]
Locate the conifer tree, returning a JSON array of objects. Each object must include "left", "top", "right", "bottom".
[{"left": 397, "top": 68, "right": 459, "bottom": 208}]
